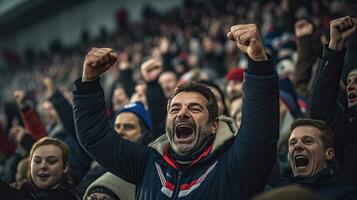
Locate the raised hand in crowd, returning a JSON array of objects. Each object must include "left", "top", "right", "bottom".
[
  {"left": 329, "top": 16, "right": 357, "bottom": 51},
  {"left": 139, "top": 57, "right": 166, "bottom": 136},
  {"left": 292, "top": 19, "right": 316, "bottom": 97},
  {"left": 82, "top": 47, "right": 117, "bottom": 81},
  {"left": 227, "top": 24, "right": 268, "bottom": 61},
  {"left": 294, "top": 19, "right": 314, "bottom": 38},
  {"left": 9, "top": 125, "right": 28, "bottom": 145},
  {"left": 13, "top": 90, "right": 27, "bottom": 109},
  {"left": 117, "top": 51, "right": 131, "bottom": 70},
  {"left": 43, "top": 77, "right": 56, "bottom": 98},
  {"left": 140, "top": 58, "right": 162, "bottom": 82}
]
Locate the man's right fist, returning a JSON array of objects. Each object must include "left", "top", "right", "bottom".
[
  {"left": 82, "top": 48, "right": 117, "bottom": 81},
  {"left": 227, "top": 24, "right": 267, "bottom": 61},
  {"left": 329, "top": 16, "right": 357, "bottom": 51}
]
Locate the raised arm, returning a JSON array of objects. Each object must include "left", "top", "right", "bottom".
[
  {"left": 309, "top": 16, "right": 357, "bottom": 161},
  {"left": 292, "top": 19, "right": 318, "bottom": 97},
  {"left": 14, "top": 90, "right": 47, "bottom": 140},
  {"left": 140, "top": 58, "right": 167, "bottom": 137},
  {"left": 227, "top": 24, "right": 279, "bottom": 196},
  {"left": 43, "top": 78, "right": 78, "bottom": 139},
  {"left": 310, "top": 17, "right": 356, "bottom": 126},
  {"left": 73, "top": 48, "right": 151, "bottom": 184}
]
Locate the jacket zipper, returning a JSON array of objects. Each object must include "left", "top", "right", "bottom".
[{"left": 172, "top": 171, "right": 182, "bottom": 199}]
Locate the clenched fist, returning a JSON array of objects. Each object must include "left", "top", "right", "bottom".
[
  {"left": 140, "top": 58, "right": 162, "bottom": 82},
  {"left": 82, "top": 48, "right": 118, "bottom": 81},
  {"left": 9, "top": 125, "right": 27, "bottom": 145},
  {"left": 294, "top": 19, "right": 314, "bottom": 38},
  {"left": 227, "top": 24, "right": 267, "bottom": 61},
  {"left": 43, "top": 77, "right": 56, "bottom": 97},
  {"left": 329, "top": 16, "right": 357, "bottom": 51},
  {"left": 13, "top": 90, "right": 26, "bottom": 108}
]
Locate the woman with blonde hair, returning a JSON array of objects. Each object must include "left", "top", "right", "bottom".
[{"left": 0, "top": 137, "right": 78, "bottom": 200}]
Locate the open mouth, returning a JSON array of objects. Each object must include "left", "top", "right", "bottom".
[
  {"left": 295, "top": 155, "right": 309, "bottom": 168},
  {"left": 38, "top": 174, "right": 50, "bottom": 180},
  {"left": 175, "top": 124, "right": 194, "bottom": 140},
  {"left": 348, "top": 93, "right": 357, "bottom": 100}
]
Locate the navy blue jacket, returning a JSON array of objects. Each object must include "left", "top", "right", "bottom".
[
  {"left": 281, "top": 166, "right": 357, "bottom": 200},
  {"left": 73, "top": 58, "right": 279, "bottom": 199},
  {"left": 310, "top": 46, "right": 357, "bottom": 186}
]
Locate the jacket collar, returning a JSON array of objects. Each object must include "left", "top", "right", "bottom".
[{"left": 288, "top": 165, "right": 337, "bottom": 186}]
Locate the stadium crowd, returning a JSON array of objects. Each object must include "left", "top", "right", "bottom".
[{"left": 1, "top": 0, "right": 357, "bottom": 199}]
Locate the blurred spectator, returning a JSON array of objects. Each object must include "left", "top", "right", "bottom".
[
  {"left": 158, "top": 71, "right": 178, "bottom": 98},
  {"left": 111, "top": 84, "right": 130, "bottom": 113},
  {"left": 113, "top": 102, "right": 153, "bottom": 144},
  {"left": 199, "top": 80, "right": 229, "bottom": 117},
  {"left": 140, "top": 58, "right": 167, "bottom": 137},
  {"left": 9, "top": 157, "right": 29, "bottom": 190},
  {"left": 225, "top": 67, "right": 244, "bottom": 102},
  {"left": 292, "top": 19, "right": 320, "bottom": 97}
]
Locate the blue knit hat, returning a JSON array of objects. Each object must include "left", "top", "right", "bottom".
[{"left": 115, "top": 102, "right": 153, "bottom": 131}]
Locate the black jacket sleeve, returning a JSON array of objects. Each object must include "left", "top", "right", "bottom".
[
  {"left": 309, "top": 45, "right": 349, "bottom": 160},
  {"left": 146, "top": 79, "right": 167, "bottom": 138},
  {"left": 73, "top": 78, "right": 152, "bottom": 185},
  {"left": 119, "top": 68, "right": 135, "bottom": 98},
  {"left": 228, "top": 56, "right": 279, "bottom": 198},
  {"left": 48, "top": 90, "right": 76, "bottom": 139}
]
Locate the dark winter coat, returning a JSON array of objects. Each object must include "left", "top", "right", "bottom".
[
  {"left": 310, "top": 46, "right": 357, "bottom": 187},
  {"left": 73, "top": 58, "right": 279, "bottom": 200}
]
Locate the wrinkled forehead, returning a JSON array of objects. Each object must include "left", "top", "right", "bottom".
[{"left": 169, "top": 92, "right": 208, "bottom": 108}]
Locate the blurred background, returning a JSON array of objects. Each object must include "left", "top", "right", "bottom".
[
  {"left": 1, "top": 1, "right": 357, "bottom": 197},
  {"left": 0, "top": 0, "right": 356, "bottom": 101}
]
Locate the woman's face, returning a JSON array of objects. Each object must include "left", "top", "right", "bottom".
[{"left": 30, "top": 145, "right": 68, "bottom": 189}]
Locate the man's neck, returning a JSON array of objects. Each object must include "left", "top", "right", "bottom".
[{"left": 169, "top": 135, "right": 215, "bottom": 170}]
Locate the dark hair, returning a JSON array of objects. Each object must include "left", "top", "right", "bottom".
[
  {"left": 199, "top": 80, "right": 229, "bottom": 116},
  {"left": 290, "top": 119, "right": 334, "bottom": 149},
  {"left": 167, "top": 82, "right": 218, "bottom": 122}
]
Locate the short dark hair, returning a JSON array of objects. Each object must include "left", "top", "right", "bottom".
[
  {"left": 167, "top": 82, "right": 218, "bottom": 122},
  {"left": 290, "top": 119, "right": 334, "bottom": 149}
]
